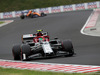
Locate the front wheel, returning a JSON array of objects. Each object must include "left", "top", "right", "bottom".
[
  {"left": 20, "top": 44, "right": 31, "bottom": 60},
  {"left": 62, "top": 40, "right": 74, "bottom": 56},
  {"left": 12, "top": 45, "right": 21, "bottom": 60},
  {"left": 41, "top": 12, "right": 46, "bottom": 17}
]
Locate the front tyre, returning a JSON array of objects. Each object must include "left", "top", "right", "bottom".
[
  {"left": 62, "top": 40, "right": 74, "bottom": 56},
  {"left": 12, "top": 45, "right": 21, "bottom": 60},
  {"left": 21, "top": 44, "right": 31, "bottom": 60},
  {"left": 41, "top": 12, "right": 46, "bottom": 17}
]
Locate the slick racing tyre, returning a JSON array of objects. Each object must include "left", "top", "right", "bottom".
[
  {"left": 62, "top": 40, "right": 74, "bottom": 56},
  {"left": 20, "top": 15, "right": 25, "bottom": 19},
  {"left": 21, "top": 44, "right": 31, "bottom": 60},
  {"left": 12, "top": 45, "right": 21, "bottom": 60},
  {"left": 41, "top": 12, "right": 46, "bottom": 17}
]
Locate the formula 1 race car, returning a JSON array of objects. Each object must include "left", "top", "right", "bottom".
[
  {"left": 12, "top": 30, "right": 74, "bottom": 61},
  {"left": 20, "top": 10, "right": 46, "bottom": 19}
]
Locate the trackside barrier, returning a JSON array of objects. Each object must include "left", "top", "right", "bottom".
[{"left": 0, "top": 1, "right": 100, "bottom": 19}]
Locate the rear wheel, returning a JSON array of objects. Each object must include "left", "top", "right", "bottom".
[
  {"left": 20, "top": 15, "right": 25, "bottom": 19},
  {"left": 21, "top": 44, "right": 31, "bottom": 60},
  {"left": 62, "top": 40, "right": 74, "bottom": 56},
  {"left": 12, "top": 45, "right": 21, "bottom": 60},
  {"left": 41, "top": 13, "right": 45, "bottom": 17}
]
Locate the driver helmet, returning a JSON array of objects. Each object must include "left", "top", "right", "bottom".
[{"left": 37, "top": 30, "right": 43, "bottom": 36}]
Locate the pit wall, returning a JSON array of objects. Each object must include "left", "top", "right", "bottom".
[{"left": 0, "top": 1, "right": 100, "bottom": 19}]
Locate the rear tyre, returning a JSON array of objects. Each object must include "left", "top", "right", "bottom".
[
  {"left": 20, "top": 15, "right": 25, "bottom": 19},
  {"left": 21, "top": 44, "right": 31, "bottom": 60},
  {"left": 41, "top": 12, "right": 46, "bottom": 17},
  {"left": 12, "top": 45, "right": 21, "bottom": 60},
  {"left": 62, "top": 40, "right": 74, "bottom": 56}
]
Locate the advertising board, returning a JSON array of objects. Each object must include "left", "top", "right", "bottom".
[
  {"left": 15, "top": 11, "right": 22, "bottom": 17},
  {"left": 39, "top": 8, "right": 49, "bottom": 14},
  {"left": 51, "top": 6, "right": 61, "bottom": 13},
  {"left": 75, "top": 3, "right": 85, "bottom": 10},
  {"left": 87, "top": 2, "right": 97, "bottom": 9},
  {"left": 3, "top": 12, "right": 13, "bottom": 18},
  {"left": 0, "top": 14, "right": 1, "bottom": 19},
  {"left": 63, "top": 5, "right": 73, "bottom": 11}
]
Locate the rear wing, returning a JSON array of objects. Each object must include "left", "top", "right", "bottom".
[
  {"left": 22, "top": 34, "right": 34, "bottom": 43},
  {"left": 22, "top": 32, "right": 49, "bottom": 43}
]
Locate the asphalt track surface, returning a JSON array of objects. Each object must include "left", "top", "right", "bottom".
[{"left": 0, "top": 10, "right": 100, "bottom": 66}]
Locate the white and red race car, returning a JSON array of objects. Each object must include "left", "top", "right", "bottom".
[{"left": 12, "top": 30, "right": 74, "bottom": 61}]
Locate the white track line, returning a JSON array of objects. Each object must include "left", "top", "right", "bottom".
[
  {"left": 81, "top": 9, "right": 100, "bottom": 37},
  {"left": 80, "top": 10, "right": 94, "bottom": 36},
  {"left": 0, "top": 20, "right": 14, "bottom": 27}
]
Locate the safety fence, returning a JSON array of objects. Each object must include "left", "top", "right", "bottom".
[{"left": 0, "top": 1, "right": 100, "bottom": 19}]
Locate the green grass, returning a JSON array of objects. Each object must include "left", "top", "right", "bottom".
[
  {"left": 0, "top": 67, "right": 100, "bottom": 75},
  {"left": 0, "top": 0, "right": 100, "bottom": 12},
  {"left": 0, "top": 21, "right": 4, "bottom": 24}
]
